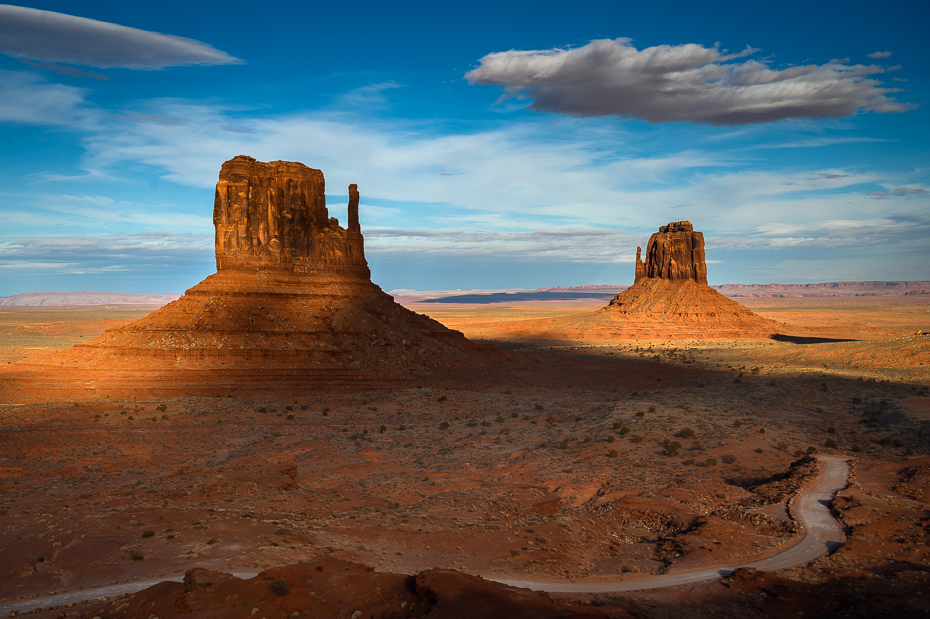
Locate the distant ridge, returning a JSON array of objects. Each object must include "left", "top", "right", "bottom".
[
  {"left": 0, "top": 291, "right": 182, "bottom": 307},
  {"left": 712, "top": 281, "right": 930, "bottom": 298}
]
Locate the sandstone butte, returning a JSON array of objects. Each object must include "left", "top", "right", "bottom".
[
  {"left": 601, "top": 221, "right": 783, "bottom": 338},
  {"left": 1, "top": 156, "right": 510, "bottom": 401}
]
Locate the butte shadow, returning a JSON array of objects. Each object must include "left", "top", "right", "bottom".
[{"left": 0, "top": 156, "right": 513, "bottom": 401}]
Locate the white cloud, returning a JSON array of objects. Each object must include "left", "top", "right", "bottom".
[
  {"left": 0, "top": 4, "right": 241, "bottom": 69},
  {"left": 466, "top": 38, "right": 914, "bottom": 125},
  {"left": 0, "top": 69, "right": 90, "bottom": 125},
  {"left": 868, "top": 51, "right": 892, "bottom": 59}
]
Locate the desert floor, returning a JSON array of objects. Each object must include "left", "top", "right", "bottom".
[{"left": 0, "top": 297, "right": 928, "bottom": 617}]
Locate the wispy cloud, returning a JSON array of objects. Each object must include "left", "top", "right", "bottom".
[
  {"left": 0, "top": 4, "right": 242, "bottom": 69},
  {"left": 868, "top": 51, "right": 892, "bottom": 59},
  {"left": 466, "top": 38, "right": 914, "bottom": 125}
]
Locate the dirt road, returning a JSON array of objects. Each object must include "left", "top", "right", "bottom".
[
  {"left": 494, "top": 457, "right": 850, "bottom": 593},
  {"left": 0, "top": 459, "right": 849, "bottom": 613}
]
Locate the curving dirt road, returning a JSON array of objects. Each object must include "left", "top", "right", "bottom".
[
  {"left": 494, "top": 457, "right": 850, "bottom": 593},
  {"left": 0, "top": 458, "right": 849, "bottom": 613}
]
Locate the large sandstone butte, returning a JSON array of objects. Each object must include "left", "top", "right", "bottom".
[
  {"left": 2, "top": 156, "right": 508, "bottom": 401},
  {"left": 604, "top": 221, "right": 781, "bottom": 337}
]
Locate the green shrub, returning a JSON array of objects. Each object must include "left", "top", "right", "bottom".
[
  {"left": 620, "top": 426, "right": 630, "bottom": 435},
  {"left": 612, "top": 422, "right": 622, "bottom": 429},
  {"left": 607, "top": 435, "right": 616, "bottom": 443},
  {"left": 722, "top": 454, "right": 737, "bottom": 464},
  {"left": 141, "top": 530, "right": 154, "bottom": 539},
  {"left": 635, "top": 411, "right": 645, "bottom": 418},
  {"left": 733, "top": 420, "right": 742, "bottom": 428},
  {"left": 558, "top": 440, "right": 569, "bottom": 450},
  {"left": 706, "top": 457, "right": 717, "bottom": 466},
  {"left": 679, "top": 428, "right": 696, "bottom": 439},
  {"left": 534, "top": 403, "right": 544, "bottom": 410},
  {"left": 824, "top": 438, "right": 838, "bottom": 448},
  {"left": 663, "top": 440, "right": 682, "bottom": 457},
  {"left": 631, "top": 435, "right": 644, "bottom": 444},
  {"left": 806, "top": 446, "right": 817, "bottom": 455},
  {"left": 439, "top": 421, "right": 450, "bottom": 430},
  {"left": 607, "top": 449, "right": 618, "bottom": 458},
  {"left": 827, "top": 426, "right": 836, "bottom": 434},
  {"left": 286, "top": 414, "right": 294, "bottom": 420},
  {"left": 438, "top": 395, "right": 447, "bottom": 402}
]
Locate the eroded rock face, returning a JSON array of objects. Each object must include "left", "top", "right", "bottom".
[
  {"left": 214, "top": 155, "right": 368, "bottom": 277},
  {"left": 634, "top": 220, "right": 707, "bottom": 284}
]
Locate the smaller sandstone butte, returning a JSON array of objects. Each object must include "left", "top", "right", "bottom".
[
  {"left": 2, "top": 156, "right": 509, "bottom": 401},
  {"left": 604, "top": 221, "right": 781, "bottom": 338},
  {"left": 635, "top": 221, "right": 707, "bottom": 283}
]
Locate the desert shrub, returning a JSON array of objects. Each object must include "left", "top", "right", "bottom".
[
  {"left": 379, "top": 425, "right": 387, "bottom": 433},
  {"left": 399, "top": 424, "right": 407, "bottom": 431},
  {"left": 522, "top": 415, "right": 531, "bottom": 420},
  {"left": 648, "top": 406, "right": 656, "bottom": 412},
  {"left": 758, "top": 428, "right": 766, "bottom": 434},
  {"left": 607, "top": 449, "right": 618, "bottom": 458},
  {"left": 683, "top": 458, "right": 695, "bottom": 465},
  {"left": 776, "top": 441, "right": 788, "bottom": 451},
  {"left": 806, "top": 446, "right": 817, "bottom": 455},
  {"left": 755, "top": 448, "right": 763, "bottom": 453},
  {"left": 467, "top": 419, "right": 478, "bottom": 427},
  {"left": 607, "top": 435, "right": 616, "bottom": 443},
  {"left": 706, "top": 457, "right": 717, "bottom": 466},
  {"left": 620, "top": 426, "right": 630, "bottom": 435},
  {"left": 663, "top": 440, "right": 682, "bottom": 457},
  {"left": 286, "top": 414, "right": 294, "bottom": 420},
  {"left": 905, "top": 448, "right": 915, "bottom": 456},
  {"left": 509, "top": 549, "right": 521, "bottom": 557},
  {"left": 631, "top": 435, "right": 644, "bottom": 444},
  {"left": 575, "top": 416, "right": 583, "bottom": 422},
  {"left": 827, "top": 426, "right": 836, "bottom": 434},
  {"left": 794, "top": 450, "right": 803, "bottom": 457},
  {"left": 438, "top": 395, "right": 447, "bottom": 402},
  {"left": 300, "top": 404, "right": 308, "bottom": 410},
  {"left": 156, "top": 404, "right": 167, "bottom": 412},
  {"left": 257, "top": 407, "right": 267, "bottom": 413},
  {"left": 497, "top": 415, "right": 505, "bottom": 423},
  {"left": 893, "top": 439, "right": 904, "bottom": 448},
  {"left": 558, "top": 440, "right": 569, "bottom": 450},
  {"left": 852, "top": 397, "right": 862, "bottom": 404},
  {"left": 679, "top": 428, "right": 696, "bottom": 439},
  {"left": 722, "top": 454, "right": 737, "bottom": 464},
  {"left": 534, "top": 403, "right": 544, "bottom": 410},
  {"left": 583, "top": 436, "right": 592, "bottom": 443},
  {"left": 350, "top": 433, "right": 359, "bottom": 440},
  {"left": 269, "top": 578, "right": 289, "bottom": 596},
  {"left": 129, "top": 550, "right": 144, "bottom": 561},
  {"left": 141, "top": 530, "right": 154, "bottom": 539},
  {"left": 439, "top": 421, "right": 450, "bottom": 430},
  {"left": 285, "top": 405, "right": 293, "bottom": 411},
  {"left": 635, "top": 411, "right": 645, "bottom": 418},
  {"left": 824, "top": 438, "right": 838, "bottom": 449},
  {"left": 511, "top": 412, "right": 519, "bottom": 418},
  {"left": 733, "top": 420, "right": 742, "bottom": 428}
]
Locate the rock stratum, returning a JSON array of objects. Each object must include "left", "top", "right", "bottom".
[{"left": 2, "top": 156, "right": 508, "bottom": 401}]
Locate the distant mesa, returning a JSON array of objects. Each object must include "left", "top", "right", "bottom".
[
  {"left": 603, "top": 221, "right": 781, "bottom": 336},
  {"left": 3, "top": 156, "right": 507, "bottom": 401}
]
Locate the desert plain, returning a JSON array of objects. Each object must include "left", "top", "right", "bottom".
[{"left": 1, "top": 291, "right": 928, "bottom": 618}]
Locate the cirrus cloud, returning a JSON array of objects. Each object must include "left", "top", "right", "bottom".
[
  {"left": 466, "top": 38, "right": 914, "bottom": 125},
  {"left": 0, "top": 4, "right": 242, "bottom": 69}
]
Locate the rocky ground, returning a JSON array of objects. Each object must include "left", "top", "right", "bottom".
[{"left": 0, "top": 298, "right": 928, "bottom": 618}]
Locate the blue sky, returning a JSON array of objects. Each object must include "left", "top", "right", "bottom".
[{"left": 0, "top": 0, "right": 928, "bottom": 295}]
